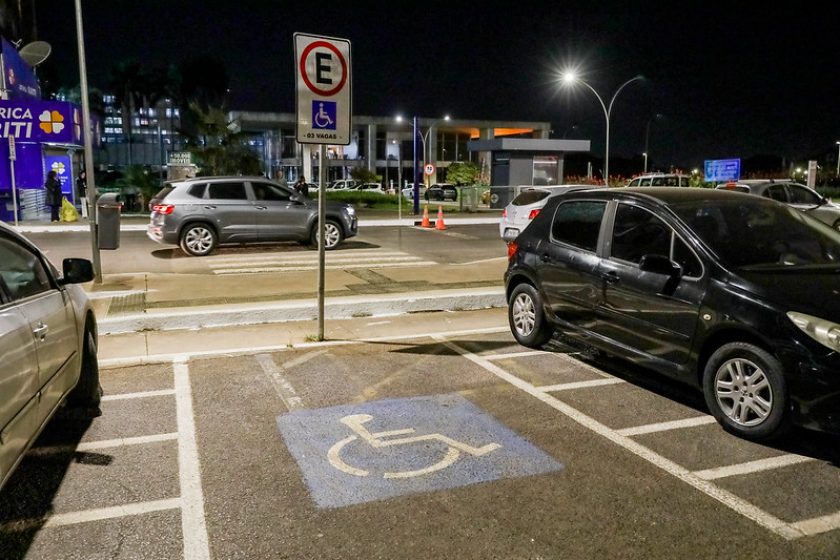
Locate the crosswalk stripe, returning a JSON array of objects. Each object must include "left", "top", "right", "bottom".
[
  {"left": 206, "top": 249, "right": 413, "bottom": 263},
  {"left": 208, "top": 255, "right": 425, "bottom": 269}
]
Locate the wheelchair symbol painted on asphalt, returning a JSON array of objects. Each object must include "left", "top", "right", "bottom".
[
  {"left": 327, "top": 413, "right": 501, "bottom": 479},
  {"left": 277, "top": 394, "right": 564, "bottom": 508}
]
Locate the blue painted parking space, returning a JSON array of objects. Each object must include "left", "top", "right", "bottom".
[{"left": 277, "top": 393, "right": 564, "bottom": 508}]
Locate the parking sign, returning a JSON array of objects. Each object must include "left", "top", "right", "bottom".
[{"left": 295, "top": 33, "right": 352, "bottom": 145}]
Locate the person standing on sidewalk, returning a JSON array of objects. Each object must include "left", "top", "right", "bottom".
[
  {"left": 76, "top": 169, "right": 88, "bottom": 219},
  {"left": 44, "top": 170, "right": 62, "bottom": 222}
]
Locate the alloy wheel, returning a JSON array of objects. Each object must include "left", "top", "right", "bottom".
[
  {"left": 714, "top": 358, "right": 773, "bottom": 427},
  {"left": 511, "top": 292, "right": 536, "bottom": 337},
  {"left": 184, "top": 227, "right": 214, "bottom": 254}
]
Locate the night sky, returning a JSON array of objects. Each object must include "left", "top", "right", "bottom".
[{"left": 33, "top": 1, "right": 840, "bottom": 171}]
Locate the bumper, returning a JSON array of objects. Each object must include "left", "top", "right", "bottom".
[{"left": 783, "top": 347, "right": 840, "bottom": 434}]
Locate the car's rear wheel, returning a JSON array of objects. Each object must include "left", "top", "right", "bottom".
[
  {"left": 67, "top": 328, "right": 103, "bottom": 412},
  {"left": 180, "top": 223, "right": 217, "bottom": 256},
  {"left": 508, "top": 283, "right": 553, "bottom": 348},
  {"left": 310, "top": 219, "right": 343, "bottom": 250},
  {"left": 702, "top": 342, "right": 789, "bottom": 440}
]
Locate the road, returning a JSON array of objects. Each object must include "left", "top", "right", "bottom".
[
  {"left": 1, "top": 311, "right": 838, "bottom": 559},
  {"left": 24, "top": 223, "right": 506, "bottom": 275}
]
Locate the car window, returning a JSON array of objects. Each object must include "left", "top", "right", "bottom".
[
  {"left": 786, "top": 184, "right": 821, "bottom": 205},
  {"left": 627, "top": 179, "right": 640, "bottom": 187},
  {"left": 207, "top": 182, "right": 248, "bottom": 200},
  {"left": 672, "top": 236, "right": 703, "bottom": 277},
  {"left": 765, "top": 184, "right": 787, "bottom": 202},
  {"left": 0, "top": 235, "right": 53, "bottom": 301},
  {"left": 640, "top": 177, "right": 652, "bottom": 186},
  {"left": 187, "top": 183, "right": 207, "bottom": 198},
  {"left": 550, "top": 201, "right": 606, "bottom": 252},
  {"left": 512, "top": 190, "right": 550, "bottom": 206},
  {"left": 611, "top": 204, "right": 672, "bottom": 264},
  {"left": 252, "top": 182, "right": 292, "bottom": 201}
]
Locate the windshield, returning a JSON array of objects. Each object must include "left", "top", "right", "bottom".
[{"left": 671, "top": 198, "right": 840, "bottom": 270}]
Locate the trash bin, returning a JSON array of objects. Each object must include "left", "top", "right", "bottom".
[{"left": 97, "top": 192, "right": 122, "bottom": 250}]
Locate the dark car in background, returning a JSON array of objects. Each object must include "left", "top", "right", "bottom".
[
  {"left": 147, "top": 176, "right": 358, "bottom": 256},
  {"left": 0, "top": 222, "right": 101, "bottom": 491},
  {"left": 715, "top": 179, "right": 840, "bottom": 231},
  {"left": 505, "top": 187, "right": 840, "bottom": 440},
  {"left": 424, "top": 183, "right": 458, "bottom": 202}
]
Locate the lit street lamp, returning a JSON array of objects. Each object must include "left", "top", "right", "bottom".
[
  {"left": 396, "top": 114, "right": 450, "bottom": 214},
  {"left": 642, "top": 152, "right": 648, "bottom": 173},
  {"left": 561, "top": 72, "right": 644, "bottom": 184}
]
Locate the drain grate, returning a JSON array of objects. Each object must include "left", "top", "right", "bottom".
[{"left": 108, "top": 292, "right": 146, "bottom": 314}]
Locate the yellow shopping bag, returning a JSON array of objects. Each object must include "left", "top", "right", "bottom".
[{"left": 60, "top": 196, "right": 79, "bottom": 222}]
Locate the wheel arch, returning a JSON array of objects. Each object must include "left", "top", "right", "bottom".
[{"left": 696, "top": 327, "right": 775, "bottom": 385}]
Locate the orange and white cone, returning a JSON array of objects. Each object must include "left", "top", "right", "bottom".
[
  {"left": 436, "top": 205, "right": 447, "bottom": 230},
  {"left": 421, "top": 205, "right": 431, "bottom": 228}
]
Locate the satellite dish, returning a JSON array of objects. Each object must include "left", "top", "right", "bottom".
[{"left": 18, "top": 41, "right": 51, "bottom": 67}]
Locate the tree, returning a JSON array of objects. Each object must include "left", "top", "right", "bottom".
[
  {"left": 350, "top": 167, "right": 381, "bottom": 184},
  {"left": 446, "top": 161, "right": 481, "bottom": 185},
  {"left": 185, "top": 102, "right": 261, "bottom": 176}
]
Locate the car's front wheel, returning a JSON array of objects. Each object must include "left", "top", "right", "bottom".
[
  {"left": 702, "top": 342, "right": 789, "bottom": 440},
  {"left": 508, "top": 283, "right": 553, "bottom": 348},
  {"left": 67, "top": 328, "right": 102, "bottom": 412},
  {"left": 180, "top": 223, "right": 217, "bottom": 256},
  {"left": 310, "top": 219, "right": 344, "bottom": 250}
]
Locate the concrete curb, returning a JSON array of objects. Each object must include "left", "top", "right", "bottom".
[{"left": 99, "top": 287, "right": 507, "bottom": 334}]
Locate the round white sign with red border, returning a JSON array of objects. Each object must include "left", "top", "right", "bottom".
[{"left": 295, "top": 33, "right": 352, "bottom": 145}]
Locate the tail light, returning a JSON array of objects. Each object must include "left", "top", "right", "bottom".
[
  {"left": 502, "top": 209, "right": 507, "bottom": 217},
  {"left": 507, "top": 241, "right": 519, "bottom": 261},
  {"left": 153, "top": 204, "right": 175, "bottom": 215},
  {"left": 528, "top": 209, "right": 541, "bottom": 220}
]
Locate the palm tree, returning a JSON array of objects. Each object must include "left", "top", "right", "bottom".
[
  {"left": 185, "top": 102, "right": 260, "bottom": 176},
  {"left": 109, "top": 60, "right": 144, "bottom": 166}
]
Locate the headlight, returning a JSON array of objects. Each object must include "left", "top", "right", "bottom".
[
  {"left": 345, "top": 205, "right": 356, "bottom": 216},
  {"left": 787, "top": 311, "right": 840, "bottom": 352}
]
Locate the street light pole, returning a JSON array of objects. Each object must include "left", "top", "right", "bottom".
[
  {"left": 562, "top": 73, "right": 644, "bottom": 185},
  {"left": 836, "top": 141, "right": 840, "bottom": 177},
  {"left": 643, "top": 152, "right": 648, "bottom": 173}
]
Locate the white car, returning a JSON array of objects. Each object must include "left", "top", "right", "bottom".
[
  {"left": 0, "top": 222, "right": 101, "bottom": 491},
  {"left": 401, "top": 184, "right": 427, "bottom": 201},
  {"left": 500, "top": 184, "right": 596, "bottom": 241},
  {"left": 715, "top": 179, "right": 840, "bottom": 231}
]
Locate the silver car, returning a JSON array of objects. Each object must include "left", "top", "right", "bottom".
[
  {"left": 147, "top": 176, "right": 358, "bottom": 256},
  {"left": 500, "top": 184, "right": 596, "bottom": 241},
  {"left": 0, "top": 222, "right": 100, "bottom": 491},
  {"left": 715, "top": 179, "right": 840, "bottom": 231}
]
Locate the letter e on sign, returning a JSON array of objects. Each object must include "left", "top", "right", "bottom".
[{"left": 295, "top": 33, "right": 352, "bottom": 145}]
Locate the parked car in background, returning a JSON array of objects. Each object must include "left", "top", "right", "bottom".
[
  {"left": 401, "top": 184, "right": 427, "bottom": 201},
  {"left": 0, "top": 222, "right": 101, "bottom": 491},
  {"left": 147, "top": 176, "right": 358, "bottom": 255},
  {"left": 355, "top": 183, "right": 384, "bottom": 192},
  {"left": 505, "top": 187, "right": 840, "bottom": 440},
  {"left": 715, "top": 179, "right": 840, "bottom": 231},
  {"left": 326, "top": 179, "right": 358, "bottom": 191},
  {"left": 500, "top": 184, "right": 596, "bottom": 241},
  {"left": 425, "top": 183, "right": 458, "bottom": 201},
  {"left": 625, "top": 173, "right": 691, "bottom": 187}
]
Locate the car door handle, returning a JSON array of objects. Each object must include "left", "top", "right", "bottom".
[
  {"left": 540, "top": 253, "right": 551, "bottom": 262},
  {"left": 204, "top": 205, "right": 216, "bottom": 210},
  {"left": 32, "top": 322, "right": 49, "bottom": 340},
  {"left": 255, "top": 205, "right": 268, "bottom": 210},
  {"left": 601, "top": 271, "right": 620, "bottom": 284}
]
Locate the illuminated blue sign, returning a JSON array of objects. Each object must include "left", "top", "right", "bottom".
[{"left": 704, "top": 158, "right": 741, "bottom": 182}]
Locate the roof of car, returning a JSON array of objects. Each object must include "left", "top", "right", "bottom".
[{"left": 561, "top": 186, "right": 756, "bottom": 205}]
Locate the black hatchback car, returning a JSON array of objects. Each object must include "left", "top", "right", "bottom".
[{"left": 505, "top": 187, "right": 840, "bottom": 440}]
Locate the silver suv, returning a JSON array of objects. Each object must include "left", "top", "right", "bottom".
[
  {"left": 147, "top": 176, "right": 358, "bottom": 256},
  {"left": 625, "top": 173, "right": 690, "bottom": 187}
]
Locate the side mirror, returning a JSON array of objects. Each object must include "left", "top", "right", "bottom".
[
  {"left": 60, "top": 258, "right": 94, "bottom": 285},
  {"left": 639, "top": 254, "right": 682, "bottom": 277}
]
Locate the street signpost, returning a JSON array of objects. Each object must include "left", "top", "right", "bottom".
[
  {"left": 704, "top": 158, "right": 741, "bottom": 183},
  {"left": 424, "top": 163, "right": 435, "bottom": 177},
  {"left": 295, "top": 33, "right": 352, "bottom": 341}
]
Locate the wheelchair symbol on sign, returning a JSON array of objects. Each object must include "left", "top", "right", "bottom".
[
  {"left": 314, "top": 102, "right": 334, "bottom": 128},
  {"left": 327, "top": 414, "right": 501, "bottom": 479}
]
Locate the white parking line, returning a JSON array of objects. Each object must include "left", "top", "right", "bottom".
[
  {"left": 173, "top": 359, "right": 211, "bottom": 560},
  {"left": 617, "top": 416, "right": 718, "bottom": 437},
  {"left": 792, "top": 511, "right": 840, "bottom": 537},
  {"left": 101, "top": 389, "right": 176, "bottom": 401},
  {"left": 538, "top": 378, "right": 625, "bottom": 392},
  {"left": 256, "top": 353, "right": 303, "bottom": 410},
  {"left": 693, "top": 454, "right": 816, "bottom": 481},
  {"left": 434, "top": 335, "right": 804, "bottom": 541},
  {"left": 0, "top": 498, "right": 182, "bottom": 532},
  {"left": 483, "top": 350, "right": 549, "bottom": 360}
]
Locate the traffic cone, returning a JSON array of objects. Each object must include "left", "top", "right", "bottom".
[
  {"left": 436, "top": 205, "right": 447, "bottom": 230},
  {"left": 421, "top": 205, "right": 431, "bottom": 228}
]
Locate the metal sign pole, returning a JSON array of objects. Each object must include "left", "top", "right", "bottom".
[
  {"left": 317, "top": 144, "right": 326, "bottom": 340},
  {"left": 74, "top": 0, "right": 102, "bottom": 283}
]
